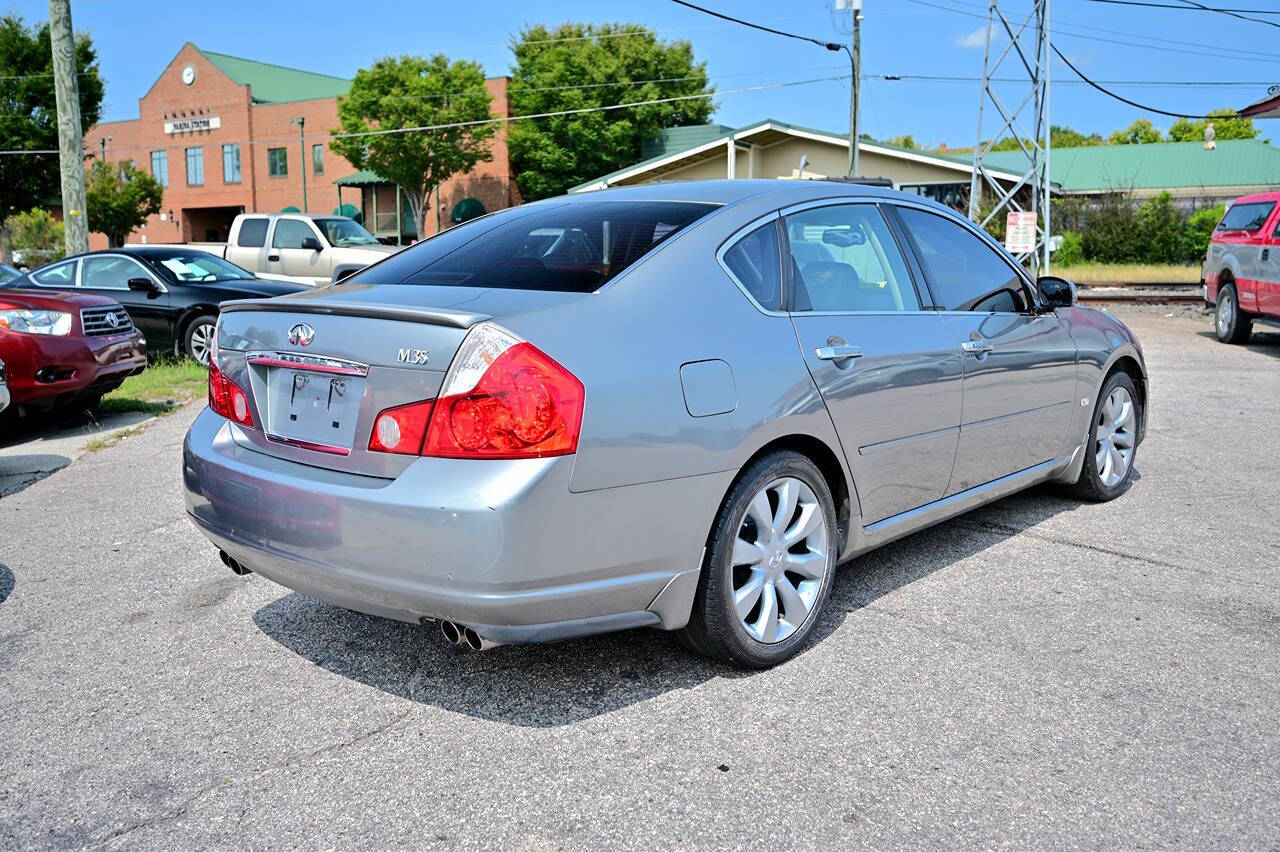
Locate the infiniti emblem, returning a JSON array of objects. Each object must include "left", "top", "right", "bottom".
[{"left": 288, "top": 323, "right": 316, "bottom": 347}]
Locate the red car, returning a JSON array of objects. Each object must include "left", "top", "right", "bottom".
[
  {"left": 0, "top": 286, "right": 147, "bottom": 419},
  {"left": 1202, "top": 189, "right": 1280, "bottom": 343}
]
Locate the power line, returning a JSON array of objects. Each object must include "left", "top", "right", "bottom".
[
  {"left": 668, "top": 0, "right": 842, "bottom": 51},
  {"left": 1175, "top": 0, "right": 1280, "bottom": 28},
  {"left": 1083, "top": 0, "right": 1280, "bottom": 12},
  {"left": 1050, "top": 45, "right": 1220, "bottom": 119}
]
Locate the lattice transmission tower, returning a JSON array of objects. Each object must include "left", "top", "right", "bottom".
[{"left": 967, "top": 0, "right": 1051, "bottom": 273}]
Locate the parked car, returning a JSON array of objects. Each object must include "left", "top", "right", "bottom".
[
  {"left": 3, "top": 247, "right": 308, "bottom": 365},
  {"left": 0, "top": 286, "right": 146, "bottom": 420},
  {"left": 160, "top": 213, "right": 398, "bottom": 286},
  {"left": 1202, "top": 189, "right": 1280, "bottom": 343},
  {"left": 0, "top": 358, "right": 9, "bottom": 415},
  {"left": 183, "top": 180, "right": 1147, "bottom": 667},
  {"left": 0, "top": 262, "right": 23, "bottom": 284}
]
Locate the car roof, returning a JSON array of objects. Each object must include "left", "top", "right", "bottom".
[
  {"left": 1228, "top": 190, "right": 1280, "bottom": 205},
  {"left": 53, "top": 246, "right": 224, "bottom": 262},
  {"left": 557, "top": 178, "right": 914, "bottom": 206}
]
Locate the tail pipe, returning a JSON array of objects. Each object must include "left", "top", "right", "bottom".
[
  {"left": 438, "top": 620, "right": 502, "bottom": 651},
  {"left": 219, "top": 550, "right": 253, "bottom": 576}
]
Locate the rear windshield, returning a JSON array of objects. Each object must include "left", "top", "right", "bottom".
[
  {"left": 347, "top": 200, "right": 717, "bottom": 292},
  {"left": 1217, "top": 201, "right": 1275, "bottom": 232}
]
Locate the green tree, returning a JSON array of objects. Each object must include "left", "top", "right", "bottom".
[
  {"left": 4, "top": 207, "right": 63, "bottom": 265},
  {"left": 1168, "top": 108, "right": 1259, "bottom": 143},
  {"left": 1108, "top": 119, "right": 1162, "bottom": 145},
  {"left": 508, "top": 23, "right": 714, "bottom": 200},
  {"left": 0, "top": 14, "right": 104, "bottom": 260},
  {"left": 1050, "top": 125, "right": 1103, "bottom": 147},
  {"left": 1185, "top": 202, "right": 1226, "bottom": 259},
  {"left": 884, "top": 134, "right": 919, "bottom": 150},
  {"left": 85, "top": 159, "right": 164, "bottom": 247},
  {"left": 331, "top": 55, "right": 495, "bottom": 239}
]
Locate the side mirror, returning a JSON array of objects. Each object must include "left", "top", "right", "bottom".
[
  {"left": 127, "top": 277, "right": 155, "bottom": 293},
  {"left": 1037, "top": 275, "right": 1076, "bottom": 309},
  {"left": 300, "top": 236, "right": 322, "bottom": 251}
]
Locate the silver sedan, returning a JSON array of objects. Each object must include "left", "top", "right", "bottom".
[{"left": 183, "top": 180, "right": 1147, "bottom": 667}]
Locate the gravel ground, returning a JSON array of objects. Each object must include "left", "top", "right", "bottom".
[{"left": 1, "top": 307, "right": 1277, "bottom": 849}]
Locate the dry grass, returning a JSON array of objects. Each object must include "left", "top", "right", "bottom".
[
  {"left": 1056, "top": 263, "right": 1202, "bottom": 285},
  {"left": 97, "top": 358, "right": 207, "bottom": 416},
  {"left": 83, "top": 425, "right": 145, "bottom": 452}
]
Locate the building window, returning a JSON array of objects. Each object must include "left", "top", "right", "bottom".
[
  {"left": 222, "top": 144, "right": 241, "bottom": 184},
  {"left": 312, "top": 144, "right": 325, "bottom": 176},
  {"left": 268, "top": 147, "right": 288, "bottom": 177},
  {"left": 150, "top": 150, "right": 168, "bottom": 187},
  {"left": 185, "top": 146, "right": 204, "bottom": 186}
]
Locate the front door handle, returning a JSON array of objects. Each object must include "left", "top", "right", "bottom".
[
  {"left": 1263, "top": 248, "right": 1270, "bottom": 262},
  {"left": 268, "top": 253, "right": 280, "bottom": 262},
  {"left": 815, "top": 344, "right": 863, "bottom": 361},
  {"left": 961, "top": 339, "right": 993, "bottom": 354}
]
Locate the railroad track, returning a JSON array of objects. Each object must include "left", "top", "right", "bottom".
[{"left": 1075, "top": 282, "right": 1204, "bottom": 304}]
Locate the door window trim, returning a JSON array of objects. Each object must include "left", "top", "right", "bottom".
[
  {"left": 29, "top": 258, "right": 79, "bottom": 288},
  {"left": 777, "top": 198, "right": 931, "bottom": 316},
  {"left": 80, "top": 253, "right": 168, "bottom": 293},
  {"left": 714, "top": 211, "right": 788, "bottom": 317},
  {"left": 886, "top": 200, "right": 1039, "bottom": 314}
]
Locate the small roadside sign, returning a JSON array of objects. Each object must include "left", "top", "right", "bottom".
[{"left": 1005, "top": 211, "right": 1037, "bottom": 254}]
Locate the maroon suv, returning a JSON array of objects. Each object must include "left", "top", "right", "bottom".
[{"left": 0, "top": 287, "right": 147, "bottom": 418}]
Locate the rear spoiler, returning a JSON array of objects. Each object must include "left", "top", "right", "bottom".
[{"left": 218, "top": 298, "right": 489, "bottom": 330}]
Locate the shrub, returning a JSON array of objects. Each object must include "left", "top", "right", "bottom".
[
  {"left": 5, "top": 208, "right": 64, "bottom": 266},
  {"left": 1054, "top": 230, "right": 1084, "bottom": 266},
  {"left": 1135, "top": 192, "right": 1185, "bottom": 265},
  {"left": 1185, "top": 203, "right": 1225, "bottom": 261}
]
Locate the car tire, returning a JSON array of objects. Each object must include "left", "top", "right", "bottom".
[
  {"left": 1215, "top": 283, "right": 1252, "bottom": 344},
  {"left": 679, "top": 450, "right": 838, "bottom": 668},
  {"left": 183, "top": 314, "right": 217, "bottom": 366},
  {"left": 1070, "top": 370, "right": 1141, "bottom": 502}
]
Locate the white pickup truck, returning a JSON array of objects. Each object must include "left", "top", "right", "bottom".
[{"left": 187, "top": 213, "right": 399, "bottom": 286}]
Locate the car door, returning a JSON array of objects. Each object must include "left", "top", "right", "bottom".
[
  {"left": 226, "top": 216, "right": 271, "bottom": 273},
  {"left": 269, "top": 217, "right": 327, "bottom": 283},
  {"left": 78, "top": 254, "right": 174, "bottom": 352},
  {"left": 892, "top": 205, "right": 1078, "bottom": 493},
  {"left": 1257, "top": 208, "right": 1280, "bottom": 317},
  {"left": 782, "top": 201, "right": 963, "bottom": 525}
]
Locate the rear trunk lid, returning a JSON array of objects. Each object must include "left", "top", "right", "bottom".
[{"left": 214, "top": 284, "right": 589, "bottom": 477}]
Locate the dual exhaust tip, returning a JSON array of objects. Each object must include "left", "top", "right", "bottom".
[
  {"left": 219, "top": 550, "right": 252, "bottom": 576},
  {"left": 439, "top": 619, "right": 501, "bottom": 652}
]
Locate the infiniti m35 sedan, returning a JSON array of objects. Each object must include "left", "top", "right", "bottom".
[{"left": 183, "top": 180, "right": 1146, "bottom": 667}]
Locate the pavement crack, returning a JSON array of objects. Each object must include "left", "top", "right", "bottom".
[{"left": 89, "top": 708, "right": 414, "bottom": 848}]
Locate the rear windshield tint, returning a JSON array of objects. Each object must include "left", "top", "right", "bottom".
[
  {"left": 347, "top": 200, "right": 718, "bottom": 292},
  {"left": 1217, "top": 201, "right": 1275, "bottom": 232}
]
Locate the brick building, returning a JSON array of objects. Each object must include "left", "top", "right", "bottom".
[{"left": 86, "top": 43, "right": 516, "bottom": 249}]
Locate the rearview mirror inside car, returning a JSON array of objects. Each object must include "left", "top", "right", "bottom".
[
  {"left": 126, "top": 277, "right": 155, "bottom": 292},
  {"left": 821, "top": 227, "right": 866, "bottom": 248},
  {"left": 1037, "top": 275, "right": 1076, "bottom": 309}
]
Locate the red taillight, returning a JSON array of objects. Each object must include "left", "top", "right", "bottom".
[
  {"left": 368, "top": 399, "right": 434, "bottom": 455},
  {"left": 208, "top": 360, "right": 254, "bottom": 427}
]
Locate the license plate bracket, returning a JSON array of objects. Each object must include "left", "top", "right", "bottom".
[{"left": 264, "top": 368, "right": 366, "bottom": 454}]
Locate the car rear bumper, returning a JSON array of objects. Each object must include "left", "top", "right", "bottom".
[
  {"left": 0, "top": 328, "right": 147, "bottom": 405},
  {"left": 182, "top": 408, "right": 727, "bottom": 642}
]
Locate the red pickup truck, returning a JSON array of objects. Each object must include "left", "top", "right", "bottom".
[{"left": 1203, "top": 190, "right": 1280, "bottom": 343}]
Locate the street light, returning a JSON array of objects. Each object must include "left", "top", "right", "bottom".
[{"left": 290, "top": 116, "right": 307, "bottom": 211}]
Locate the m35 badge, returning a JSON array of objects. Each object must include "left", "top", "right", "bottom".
[{"left": 397, "top": 348, "right": 429, "bottom": 366}]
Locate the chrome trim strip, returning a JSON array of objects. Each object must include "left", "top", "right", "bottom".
[
  {"left": 960, "top": 400, "right": 1071, "bottom": 432},
  {"left": 858, "top": 425, "right": 958, "bottom": 456},
  {"left": 247, "top": 351, "right": 369, "bottom": 377},
  {"left": 264, "top": 433, "right": 352, "bottom": 456}
]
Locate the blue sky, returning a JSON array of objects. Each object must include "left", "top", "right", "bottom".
[{"left": 5, "top": 0, "right": 1275, "bottom": 146}]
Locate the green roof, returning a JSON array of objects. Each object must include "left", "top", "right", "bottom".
[
  {"left": 199, "top": 46, "right": 350, "bottom": 104},
  {"left": 970, "top": 140, "right": 1280, "bottom": 192},
  {"left": 334, "top": 169, "right": 384, "bottom": 187},
  {"left": 641, "top": 124, "right": 734, "bottom": 160}
]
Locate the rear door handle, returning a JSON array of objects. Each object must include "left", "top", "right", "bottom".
[
  {"left": 815, "top": 344, "right": 863, "bottom": 361},
  {"left": 961, "top": 339, "right": 993, "bottom": 354}
]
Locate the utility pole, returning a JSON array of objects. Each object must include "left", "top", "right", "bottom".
[
  {"left": 48, "top": 0, "right": 88, "bottom": 255},
  {"left": 841, "top": 0, "right": 864, "bottom": 177},
  {"left": 291, "top": 116, "right": 307, "bottom": 211}
]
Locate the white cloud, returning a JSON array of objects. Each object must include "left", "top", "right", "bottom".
[{"left": 956, "top": 26, "right": 993, "bottom": 49}]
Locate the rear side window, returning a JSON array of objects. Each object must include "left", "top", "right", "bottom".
[
  {"left": 1217, "top": 201, "right": 1274, "bottom": 232},
  {"left": 896, "top": 207, "right": 1027, "bottom": 312},
  {"left": 352, "top": 200, "right": 717, "bottom": 293},
  {"left": 31, "top": 260, "right": 77, "bottom": 287},
  {"left": 237, "top": 218, "right": 269, "bottom": 247},
  {"left": 722, "top": 223, "right": 782, "bottom": 311},
  {"left": 785, "top": 204, "right": 919, "bottom": 312}
]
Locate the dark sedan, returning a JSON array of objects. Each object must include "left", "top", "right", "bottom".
[{"left": 3, "top": 248, "right": 308, "bottom": 365}]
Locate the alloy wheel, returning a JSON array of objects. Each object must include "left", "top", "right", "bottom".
[
  {"left": 1094, "top": 386, "right": 1135, "bottom": 488},
  {"left": 1217, "top": 294, "right": 1233, "bottom": 337},
  {"left": 730, "top": 476, "right": 828, "bottom": 645},
  {"left": 189, "top": 322, "right": 214, "bottom": 366}
]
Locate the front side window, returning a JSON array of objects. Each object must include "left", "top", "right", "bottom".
[
  {"left": 312, "top": 144, "right": 325, "bottom": 175},
  {"left": 272, "top": 218, "right": 318, "bottom": 249},
  {"left": 315, "top": 218, "right": 376, "bottom": 247},
  {"left": 185, "top": 146, "right": 204, "bottom": 186},
  {"left": 785, "top": 205, "right": 919, "bottom": 312},
  {"left": 150, "top": 150, "right": 169, "bottom": 187},
  {"left": 222, "top": 144, "right": 241, "bottom": 184},
  {"left": 352, "top": 200, "right": 717, "bottom": 293},
  {"left": 268, "top": 147, "right": 288, "bottom": 177},
  {"left": 148, "top": 253, "right": 254, "bottom": 283},
  {"left": 81, "top": 256, "right": 147, "bottom": 290},
  {"left": 237, "top": 217, "right": 269, "bottom": 248},
  {"left": 30, "top": 259, "right": 76, "bottom": 287},
  {"left": 721, "top": 222, "right": 782, "bottom": 312},
  {"left": 896, "top": 207, "right": 1028, "bottom": 312},
  {"left": 1217, "top": 201, "right": 1274, "bottom": 233}
]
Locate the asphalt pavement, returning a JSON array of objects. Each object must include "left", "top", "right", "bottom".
[{"left": 1, "top": 308, "right": 1277, "bottom": 848}]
